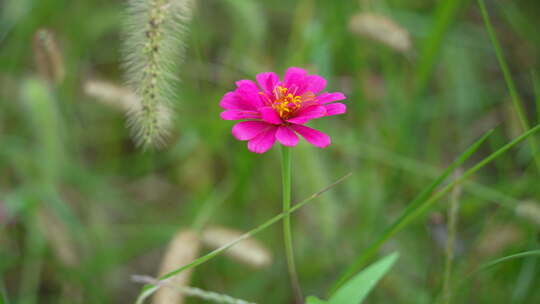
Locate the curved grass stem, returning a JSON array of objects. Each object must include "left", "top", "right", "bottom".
[{"left": 281, "top": 146, "right": 303, "bottom": 303}]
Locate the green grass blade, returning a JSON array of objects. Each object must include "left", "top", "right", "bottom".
[
  {"left": 532, "top": 71, "right": 540, "bottom": 127},
  {"left": 332, "top": 123, "right": 540, "bottom": 292},
  {"left": 414, "top": 0, "right": 467, "bottom": 94},
  {"left": 477, "top": 0, "right": 540, "bottom": 172},
  {"left": 477, "top": 250, "right": 540, "bottom": 272},
  {"left": 359, "top": 144, "right": 519, "bottom": 209},
  {"left": 331, "top": 128, "right": 494, "bottom": 292},
  {"left": 134, "top": 173, "right": 352, "bottom": 303},
  {"left": 329, "top": 252, "right": 399, "bottom": 304},
  {"left": 451, "top": 249, "right": 540, "bottom": 299}
]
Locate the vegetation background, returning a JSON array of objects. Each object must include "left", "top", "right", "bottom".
[{"left": 1, "top": 0, "right": 540, "bottom": 303}]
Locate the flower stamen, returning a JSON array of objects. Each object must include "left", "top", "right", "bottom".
[{"left": 268, "top": 86, "right": 303, "bottom": 119}]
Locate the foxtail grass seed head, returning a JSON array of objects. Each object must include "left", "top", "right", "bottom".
[
  {"left": 33, "top": 28, "right": 65, "bottom": 85},
  {"left": 220, "top": 67, "right": 348, "bottom": 153},
  {"left": 201, "top": 226, "right": 272, "bottom": 268},
  {"left": 349, "top": 13, "right": 411, "bottom": 53},
  {"left": 123, "top": 0, "right": 194, "bottom": 148},
  {"left": 153, "top": 230, "right": 200, "bottom": 304}
]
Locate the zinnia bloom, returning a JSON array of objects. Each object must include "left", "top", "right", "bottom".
[{"left": 220, "top": 67, "right": 347, "bottom": 153}]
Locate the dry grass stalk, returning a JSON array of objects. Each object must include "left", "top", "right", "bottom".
[
  {"left": 201, "top": 226, "right": 272, "bottom": 269},
  {"left": 33, "top": 28, "right": 65, "bottom": 85},
  {"left": 349, "top": 13, "right": 411, "bottom": 53},
  {"left": 153, "top": 230, "right": 200, "bottom": 304}
]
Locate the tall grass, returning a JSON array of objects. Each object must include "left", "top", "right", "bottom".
[{"left": 2, "top": 0, "right": 540, "bottom": 303}]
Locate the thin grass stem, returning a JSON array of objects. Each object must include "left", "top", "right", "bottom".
[
  {"left": 441, "top": 172, "right": 462, "bottom": 304},
  {"left": 477, "top": 0, "right": 540, "bottom": 172}
]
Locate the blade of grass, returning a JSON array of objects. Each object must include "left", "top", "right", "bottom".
[
  {"left": 329, "top": 252, "right": 399, "bottom": 304},
  {"left": 440, "top": 172, "right": 462, "bottom": 304},
  {"left": 532, "top": 71, "right": 540, "bottom": 126},
  {"left": 331, "top": 128, "right": 493, "bottom": 292},
  {"left": 332, "top": 123, "right": 540, "bottom": 293},
  {"left": 414, "top": 0, "right": 468, "bottom": 94},
  {"left": 358, "top": 143, "right": 519, "bottom": 209},
  {"left": 477, "top": 250, "right": 540, "bottom": 272},
  {"left": 18, "top": 213, "right": 46, "bottom": 304},
  {"left": 452, "top": 249, "right": 540, "bottom": 298},
  {"left": 511, "top": 240, "right": 539, "bottom": 303},
  {"left": 477, "top": 0, "right": 540, "bottom": 172},
  {"left": 134, "top": 173, "right": 352, "bottom": 304},
  {"left": 191, "top": 181, "right": 233, "bottom": 232},
  {"left": 403, "top": 0, "right": 468, "bottom": 152}
]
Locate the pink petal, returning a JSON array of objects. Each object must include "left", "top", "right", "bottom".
[
  {"left": 276, "top": 126, "right": 299, "bottom": 147},
  {"left": 259, "top": 107, "right": 282, "bottom": 125},
  {"left": 256, "top": 72, "right": 280, "bottom": 93},
  {"left": 220, "top": 92, "right": 254, "bottom": 110},
  {"left": 232, "top": 121, "right": 272, "bottom": 141},
  {"left": 247, "top": 126, "right": 278, "bottom": 154},
  {"left": 287, "top": 105, "right": 327, "bottom": 124},
  {"left": 325, "top": 103, "right": 347, "bottom": 116},
  {"left": 283, "top": 67, "right": 307, "bottom": 91},
  {"left": 290, "top": 124, "right": 331, "bottom": 148},
  {"left": 236, "top": 80, "right": 264, "bottom": 108},
  {"left": 317, "top": 92, "right": 346, "bottom": 104},
  {"left": 305, "top": 75, "right": 327, "bottom": 94},
  {"left": 220, "top": 110, "right": 260, "bottom": 120},
  {"left": 236, "top": 80, "right": 259, "bottom": 91}
]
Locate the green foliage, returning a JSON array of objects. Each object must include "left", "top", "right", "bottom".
[
  {"left": 306, "top": 252, "right": 399, "bottom": 304},
  {"left": 330, "top": 252, "right": 399, "bottom": 304},
  {"left": 2, "top": 0, "right": 540, "bottom": 303}
]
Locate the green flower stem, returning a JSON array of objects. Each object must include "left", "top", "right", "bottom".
[{"left": 281, "top": 146, "right": 303, "bottom": 303}]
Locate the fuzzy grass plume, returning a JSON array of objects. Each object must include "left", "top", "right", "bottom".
[{"left": 122, "top": 0, "right": 193, "bottom": 148}]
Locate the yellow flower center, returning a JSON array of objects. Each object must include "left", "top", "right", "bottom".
[
  {"left": 272, "top": 86, "right": 302, "bottom": 118},
  {"left": 260, "top": 86, "right": 314, "bottom": 119}
]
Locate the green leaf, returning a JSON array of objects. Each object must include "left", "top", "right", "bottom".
[{"left": 329, "top": 252, "right": 399, "bottom": 304}]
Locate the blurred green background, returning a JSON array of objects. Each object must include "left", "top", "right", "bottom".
[{"left": 1, "top": 0, "right": 540, "bottom": 303}]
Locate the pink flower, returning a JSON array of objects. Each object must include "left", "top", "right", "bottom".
[{"left": 220, "top": 67, "right": 347, "bottom": 153}]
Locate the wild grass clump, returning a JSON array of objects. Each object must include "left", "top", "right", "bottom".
[{"left": 122, "top": 0, "right": 194, "bottom": 148}]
